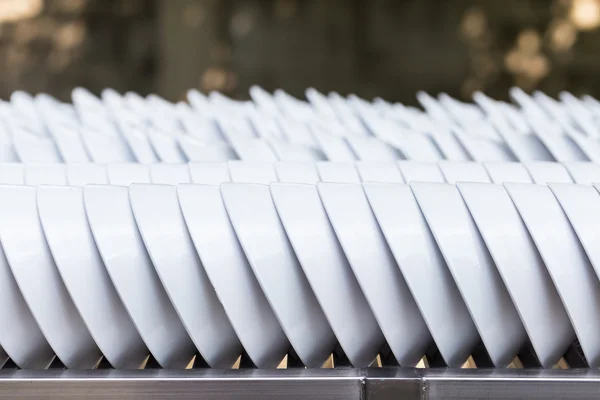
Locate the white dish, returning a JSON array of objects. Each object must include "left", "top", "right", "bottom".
[
  {"left": 266, "top": 137, "right": 323, "bottom": 162},
  {"left": 532, "top": 128, "right": 588, "bottom": 162},
  {"left": 10, "top": 91, "right": 43, "bottom": 132},
  {"left": 0, "top": 164, "right": 24, "bottom": 184},
  {"left": 228, "top": 138, "right": 279, "bottom": 162},
  {"left": 106, "top": 163, "right": 150, "bottom": 185},
  {"left": 83, "top": 184, "right": 196, "bottom": 368},
  {"left": 177, "top": 184, "right": 288, "bottom": 368},
  {"left": 494, "top": 128, "right": 554, "bottom": 162},
  {"left": 178, "top": 136, "right": 237, "bottom": 162},
  {"left": 221, "top": 183, "right": 335, "bottom": 367},
  {"left": 66, "top": 164, "right": 109, "bottom": 186},
  {"left": 524, "top": 162, "right": 573, "bottom": 184},
  {"left": 355, "top": 162, "right": 404, "bottom": 183},
  {"left": 316, "top": 162, "right": 361, "bottom": 183},
  {"left": 459, "top": 182, "right": 573, "bottom": 367},
  {"left": 189, "top": 162, "right": 231, "bottom": 185},
  {"left": 46, "top": 123, "right": 90, "bottom": 163},
  {"left": 483, "top": 162, "right": 533, "bottom": 184},
  {"left": 549, "top": 183, "right": 600, "bottom": 367},
  {"left": 25, "top": 164, "right": 67, "bottom": 186},
  {"left": 0, "top": 124, "right": 19, "bottom": 163},
  {"left": 372, "top": 126, "right": 442, "bottom": 161},
  {"left": 411, "top": 182, "right": 524, "bottom": 367},
  {"left": 0, "top": 213, "right": 54, "bottom": 369},
  {"left": 270, "top": 182, "right": 384, "bottom": 367},
  {"left": 278, "top": 119, "right": 319, "bottom": 148},
  {"left": 147, "top": 130, "right": 187, "bottom": 163},
  {"left": 0, "top": 185, "right": 101, "bottom": 368},
  {"left": 149, "top": 164, "right": 191, "bottom": 184},
  {"left": 274, "top": 162, "right": 320, "bottom": 184},
  {"left": 397, "top": 161, "right": 445, "bottom": 183},
  {"left": 312, "top": 131, "right": 357, "bottom": 162},
  {"left": 427, "top": 124, "right": 471, "bottom": 161},
  {"left": 364, "top": 182, "right": 477, "bottom": 367},
  {"left": 180, "top": 114, "right": 224, "bottom": 143},
  {"left": 505, "top": 183, "right": 593, "bottom": 366},
  {"left": 129, "top": 184, "right": 241, "bottom": 367},
  {"left": 562, "top": 162, "right": 600, "bottom": 185},
  {"left": 317, "top": 182, "right": 430, "bottom": 366},
  {"left": 565, "top": 131, "right": 600, "bottom": 163},
  {"left": 505, "top": 183, "right": 600, "bottom": 362},
  {"left": 216, "top": 116, "right": 257, "bottom": 141},
  {"left": 81, "top": 127, "right": 134, "bottom": 163},
  {"left": 228, "top": 161, "right": 278, "bottom": 184},
  {"left": 13, "top": 130, "right": 62, "bottom": 163},
  {"left": 452, "top": 130, "right": 514, "bottom": 162},
  {"left": 438, "top": 161, "right": 491, "bottom": 183},
  {"left": 37, "top": 186, "right": 147, "bottom": 368},
  {"left": 121, "top": 127, "right": 159, "bottom": 164},
  {"left": 344, "top": 136, "right": 400, "bottom": 161}
]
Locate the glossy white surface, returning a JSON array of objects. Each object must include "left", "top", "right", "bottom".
[
  {"left": 270, "top": 182, "right": 384, "bottom": 367},
  {"left": 355, "top": 162, "right": 405, "bottom": 183},
  {"left": 397, "top": 161, "right": 445, "bottom": 183},
  {"left": 147, "top": 130, "right": 187, "bottom": 163},
  {"left": 411, "top": 182, "right": 524, "bottom": 366},
  {"left": 506, "top": 183, "right": 595, "bottom": 366},
  {"left": 0, "top": 225, "right": 53, "bottom": 368},
  {"left": 106, "top": 163, "right": 150, "bottom": 185},
  {"left": 188, "top": 162, "right": 231, "bottom": 184},
  {"left": 13, "top": 130, "right": 62, "bottom": 163},
  {"left": 274, "top": 162, "right": 320, "bottom": 184},
  {"left": 228, "top": 161, "right": 278, "bottom": 184},
  {"left": 563, "top": 162, "right": 600, "bottom": 185},
  {"left": 523, "top": 162, "right": 573, "bottom": 184},
  {"left": 121, "top": 127, "right": 159, "bottom": 164},
  {"left": 549, "top": 183, "right": 600, "bottom": 367},
  {"left": 317, "top": 182, "right": 430, "bottom": 366},
  {"left": 496, "top": 130, "right": 554, "bottom": 162},
  {"left": 364, "top": 182, "right": 478, "bottom": 367},
  {"left": 0, "top": 164, "right": 25, "bottom": 184},
  {"left": 267, "top": 138, "right": 323, "bottom": 162},
  {"left": 130, "top": 183, "right": 241, "bottom": 368},
  {"left": 438, "top": 161, "right": 491, "bottom": 183},
  {"left": 179, "top": 137, "right": 237, "bottom": 162},
  {"left": 228, "top": 138, "right": 278, "bottom": 162},
  {"left": 483, "top": 162, "right": 533, "bottom": 184},
  {"left": 0, "top": 185, "right": 101, "bottom": 368},
  {"left": 25, "top": 164, "right": 67, "bottom": 186},
  {"left": 316, "top": 162, "right": 361, "bottom": 183},
  {"left": 38, "top": 186, "right": 147, "bottom": 368},
  {"left": 149, "top": 164, "right": 191, "bottom": 184},
  {"left": 177, "top": 184, "right": 288, "bottom": 368},
  {"left": 47, "top": 125, "right": 90, "bottom": 163},
  {"left": 312, "top": 131, "right": 357, "bottom": 162},
  {"left": 66, "top": 164, "right": 109, "bottom": 186},
  {"left": 81, "top": 127, "right": 134, "bottom": 163},
  {"left": 459, "top": 182, "right": 572, "bottom": 367},
  {"left": 345, "top": 136, "right": 401, "bottom": 161},
  {"left": 221, "top": 183, "right": 335, "bottom": 367},
  {"left": 84, "top": 185, "right": 196, "bottom": 368}
]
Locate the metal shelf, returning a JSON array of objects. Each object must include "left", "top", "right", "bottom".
[{"left": 2, "top": 368, "right": 600, "bottom": 400}]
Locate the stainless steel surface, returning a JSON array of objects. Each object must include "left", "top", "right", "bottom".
[
  {"left": 421, "top": 369, "right": 600, "bottom": 400},
  {"left": 0, "top": 369, "right": 365, "bottom": 400},
  {"left": 2, "top": 368, "right": 600, "bottom": 400}
]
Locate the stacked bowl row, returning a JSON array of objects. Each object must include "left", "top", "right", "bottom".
[
  {"left": 0, "top": 160, "right": 599, "bottom": 370},
  {"left": 1, "top": 87, "right": 600, "bottom": 164}
]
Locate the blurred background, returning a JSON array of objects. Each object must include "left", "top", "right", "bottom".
[{"left": 0, "top": 0, "right": 599, "bottom": 105}]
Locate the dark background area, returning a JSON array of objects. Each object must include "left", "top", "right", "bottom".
[{"left": 0, "top": 0, "right": 599, "bottom": 105}]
